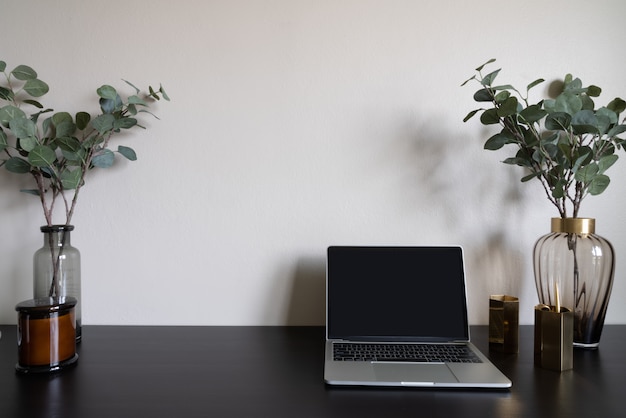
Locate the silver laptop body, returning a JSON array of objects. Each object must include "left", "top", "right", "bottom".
[{"left": 324, "top": 246, "right": 512, "bottom": 389}]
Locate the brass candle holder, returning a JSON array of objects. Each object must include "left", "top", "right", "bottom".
[
  {"left": 534, "top": 304, "right": 573, "bottom": 372},
  {"left": 489, "top": 295, "right": 519, "bottom": 353}
]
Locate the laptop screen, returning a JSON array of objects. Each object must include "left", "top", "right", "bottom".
[{"left": 326, "top": 246, "right": 470, "bottom": 342}]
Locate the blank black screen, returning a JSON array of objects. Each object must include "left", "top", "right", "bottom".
[{"left": 327, "top": 246, "right": 469, "bottom": 341}]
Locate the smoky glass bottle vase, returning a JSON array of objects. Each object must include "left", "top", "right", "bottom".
[
  {"left": 33, "top": 225, "right": 82, "bottom": 341},
  {"left": 533, "top": 218, "right": 614, "bottom": 348}
]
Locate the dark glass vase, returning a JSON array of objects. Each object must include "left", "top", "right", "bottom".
[
  {"left": 33, "top": 225, "right": 82, "bottom": 341},
  {"left": 533, "top": 218, "right": 614, "bottom": 348}
]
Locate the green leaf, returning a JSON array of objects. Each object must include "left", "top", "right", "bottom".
[
  {"left": 55, "top": 120, "right": 77, "bottom": 137},
  {"left": 571, "top": 110, "right": 599, "bottom": 134},
  {"left": 598, "top": 154, "right": 618, "bottom": 173},
  {"left": 5, "top": 156, "right": 31, "bottom": 173},
  {"left": 123, "top": 79, "right": 140, "bottom": 94},
  {"left": 588, "top": 174, "right": 610, "bottom": 195},
  {"left": 473, "top": 88, "right": 493, "bottom": 102},
  {"left": 479, "top": 108, "right": 500, "bottom": 125},
  {"left": 0, "top": 86, "right": 14, "bottom": 101},
  {"left": 0, "top": 61, "right": 6, "bottom": 72},
  {"left": 607, "top": 124, "right": 626, "bottom": 137},
  {"left": 100, "top": 95, "right": 122, "bottom": 114},
  {"left": 28, "top": 145, "right": 57, "bottom": 167},
  {"left": 607, "top": 97, "right": 626, "bottom": 115},
  {"left": 159, "top": 85, "right": 170, "bottom": 101},
  {"left": 60, "top": 168, "right": 82, "bottom": 189},
  {"left": 519, "top": 104, "right": 547, "bottom": 123},
  {"left": 521, "top": 172, "right": 541, "bottom": 182},
  {"left": 23, "top": 99, "right": 44, "bottom": 109},
  {"left": 55, "top": 136, "right": 82, "bottom": 153},
  {"left": 481, "top": 69, "right": 501, "bottom": 86},
  {"left": 575, "top": 163, "right": 599, "bottom": 183},
  {"left": 113, "top": 117, "right": 137, "bottom": 130},
  {"left": 0, "top": 105, "right": 26, "bottom": 126},
  {"left": 20, "top": 189, "right": 40, "bottom": 196},
  {"left": 587, "top": 85, "right": 602, "bottom": 97},
  {"left": 76, "top": 112, "right": 91, "bottom": 130},
  {"left": 91, "top": 114, "right": 115, "bottom": 134},
  {"left": 494, "top": 90, "right": 510, "bottom": 103},
  {"left": 118, "top": 145, "right": 137, "bottom": 161},
  {"left": 91, "top": 149, "right": 115, "bottom": 168},
  {"left": 554, "top": 92, "right": 582, "bottom": 114},
  {"left": 463, "top": 109, "right": 480, "bottom": 122},
  {"left": 9, "top": 117, "right": 36, "bottom": 139},
  {"left": 128, "top": 95, "right": 147, "bottom": 106},
  {"left": 23, "top": 79, "right": 49, "bottom": 97},
  {"left": 551, "top": 179, "right": 566, "bottom": 198},
  {"left": 527, "top": 78, "right": 545, "bottom": 91},
  {"left": 19, "top": 136, "right": 38, "bottom": 152},
  {"left": 484, "top": 133, "right": 510, "bottom": 150},
  {"left": 52, "top": 112, "right": 73, "bottom": 126},
  {"left": 475, "top": 58, "right": 496, "bottom": 72},
  {"left": 11, "top": 65, "right": 37, "bottom": 81},
  {"left": 496, "top": 96, "right": 518, "bottom": 118},
  {"left": 545, "top": 112, "right": 571, "bottom": 130},
  {"left": 97, "top": 85, "right": 118, "bottom": 100}
]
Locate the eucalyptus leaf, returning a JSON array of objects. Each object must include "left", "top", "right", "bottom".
[
  {"left": 588, "top": 174, "right": 610, "bottom": 195},
  {"left": 11, "top": 65, "right": 37, "bottom": 81},
  {"left": 484, "top": 133, "right": 510, "bottom": 150},
  {"left": 60, "top": 169, "right": 82, "bottom": 189},
  {"left": 607, "top": 98, "right": 626, "bottom": 114},
  {"left": 54, "top": 120, "right": 77, "bottom": 138},
  {"left": 23, "top": 79, "right": 49, "bottom": 97},
  {"left": 462, "top": 109, "right": 480, "bottom": 122},
  {"left": 19, "top": 136, "right": 38, "bottom": 152},
  {"left": 20, "top": 189, "right": 40, "bottom": 196},
  {"left": 28, "top": 145, "right": 57, "bottom": 168},
  {"left": 496, "top": 96, "right": 518, "bottom": 118},
  {"left": 545, "top": 112, "right": 571, "bottom": 130},
  {"left": 0, "top": 86, "right": 14, "bottom": 101},
  {"left": 0, "top": 105, "right": 26, "bottom": 126},
  {"left": 480, "top": 108, "right": 500, "bottom": 125},
  {"left": 481, "top": 69, "right": 501, "bottom": 86},
  {"left": 0, "top": 61, "right": 6, "bottom": 72},
  {"left": 5, "top": 157, "right": 31, "bottom": 173},
  {"left": 113, "top": 117, "right": 137, "bottom": 130},
  {"left": 473, "top": 88, "right": 493, "bottom": 102},
  {"left": 23, "top": 99, "right": 44, "bottom": 109},
  {"left": 97, "top": 85, "right": 118, "bottom": 100},
  {"left": 76, "top": 112, "right": 91, "bottom": 130},
  {"left": 519, "top": 105, "right": 547, "bottom": 123},
  {"left": 598, "top": 154, "right": 618, "bottom": 173},
  {"left": 118, "top": 145, "right": 137, "bottom": 161},
  {"left": 91, "top": 114, "right": 115, "bottom": 134},
  {"left": 9, "top": 117, "right": 36, "bottom": 139},
  {"left": 91, "top": 149, "right": 115, "bottom": 168}
]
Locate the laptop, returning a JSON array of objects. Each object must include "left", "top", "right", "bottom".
[{"left": 324, "top": 246, "right": 512, "bottom": 388}]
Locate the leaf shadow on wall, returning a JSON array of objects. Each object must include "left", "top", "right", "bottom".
[
  {"left": 396, "top": 117, "right": 529, "bottom": 303},
  {"left": 285, "top": 256, "right": 326, "bottom": 326}
]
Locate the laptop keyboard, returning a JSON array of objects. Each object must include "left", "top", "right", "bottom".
[{"left": 333, "top": 342, "right": 482, "bottom": 363}]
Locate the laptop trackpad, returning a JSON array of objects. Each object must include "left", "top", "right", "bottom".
[{"left": 373, "top": 363, "right": 458, "bottom": 384}]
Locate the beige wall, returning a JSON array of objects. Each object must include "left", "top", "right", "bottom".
[{"left": 1, "top": 0, "right": 625, "bottom": 325}]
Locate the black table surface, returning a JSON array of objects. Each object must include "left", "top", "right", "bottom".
[{"left": 0, "top": 324, "right": 624, "bottom": 418}]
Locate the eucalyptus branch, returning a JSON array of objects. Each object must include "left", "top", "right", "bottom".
[{"left": 463, "top": 59, "right": 626, "bottom": 219}]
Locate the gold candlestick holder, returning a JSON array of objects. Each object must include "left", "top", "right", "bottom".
[
  {"left": 534, "top": 304, "right": 573, "bottom": 371},
  {"left": 489, "top": 295, "right": 519, "bottom": 353}
]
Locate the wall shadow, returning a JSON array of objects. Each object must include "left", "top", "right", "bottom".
[{"left": 285, "top": 256, "right": 326, "bottom": 326}]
